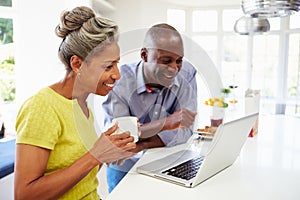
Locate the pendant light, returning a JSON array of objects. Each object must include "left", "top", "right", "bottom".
[
  {"left": 234, "top": 15, "right": 270, "bottom": 35},
  {"left": 242, "top": 0, "right": 300, "bottom": 18}
]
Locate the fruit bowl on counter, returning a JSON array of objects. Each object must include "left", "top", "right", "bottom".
[
  {"left": 204, "top": 97, "right": 228, "bottom": 108},
  {"left": 204, "top": 97, "right": 228, "bottom": 127}
]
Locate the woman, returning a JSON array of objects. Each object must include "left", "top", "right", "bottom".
[{"left": 14, "top": 6, "right": 136, "bottom": 200}]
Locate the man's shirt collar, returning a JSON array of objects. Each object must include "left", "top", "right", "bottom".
[{"left": 136, "top": 61, "right": 180, "bottom": 94}]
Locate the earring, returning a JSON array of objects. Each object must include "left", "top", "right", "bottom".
[{"left": 75, "top": 69, "right": 81, "bottom": 76}]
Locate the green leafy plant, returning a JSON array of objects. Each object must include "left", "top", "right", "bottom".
[
  {"left": 221, "top": 88, "right": 231, "bottom": 94},
  {"left": 0, "top": 18, "right": 13, "bottom": 44},
  {"left": 0, "top": 57, "right": 15, "bottom": 102},
  {"left": 0, "top": 57, "right": 15, "bottom": 74}
]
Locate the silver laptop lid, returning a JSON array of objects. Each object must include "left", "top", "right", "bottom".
[
  {"left": 136, "top": 112, "right": 259, "bottom": 188},
  {"left": 192, "top": 112, "right": 258, "bottom": 187}
]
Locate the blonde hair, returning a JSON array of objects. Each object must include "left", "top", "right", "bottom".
[{"left": 55, "top": 6, "right": 119, "bottom": 71}]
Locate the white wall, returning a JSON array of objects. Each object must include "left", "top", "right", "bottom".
[
  {"left": 99, "top": 0, "right": 168, "bottom": 33},
  {"left": 15, "top": 0, "right": 66, "bottom": 107},
  {"left": 15, "top": 0, "right": 92, "bottom": 107}
]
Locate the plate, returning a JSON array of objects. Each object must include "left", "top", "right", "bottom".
[
  {"left": 194, "top": 130, "right": 214, "bottom": 140},
  {"left": 200, "top": 134, "right": 214, "bottom": 140},
  {"left": 194, "top": 130, "right": 214, "bottom": 135}
]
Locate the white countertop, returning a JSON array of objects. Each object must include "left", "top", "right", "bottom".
[{"left": 105, "top": 114, "right": 300, "bottom": 200}]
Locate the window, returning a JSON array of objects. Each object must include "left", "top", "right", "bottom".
[
  {"left": 0, "top": 0, "right": 12, "bottom": 7},
  {"left": 222, "top": 9, "right": 243, "bottom": 31},
  {"left": 268, "top": 17, "right": 281, "bottom": 31},
  {"left": 167, "top": 8, "right": 185, "bottom": 32},
  {"left": 286, "top": 34, "right": 300, "bottom": 115},
  {"left": 192, "top": 10, "right": 217, "bottom": 32},
  {"left": 252, "top": 35, "right": 279, "bottom": 98},
  {"left": 222, "top": 35, "right": 248, "bottom": 94},
  {"left": 0, "top": 0, "right": 16, "bottom": 135},
  {"left": 168, "top": 6, "right": 300, "bottom": 116},
  {"left": 192, "top": 35, "right": 217, "bottom": 65},
  {"left": 0, "top": 0, "right": 15, "bottom": 104},
  {"left": 290, "top": 12, "right": 300, "bottom": 29}
]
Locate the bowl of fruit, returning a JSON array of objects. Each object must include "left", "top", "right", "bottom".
[
  {"left": 204, "top": 97, "right": 228, "bottom": 108},
  {"left": 204, "top": 97, "right": 228, "bottom": 127}
]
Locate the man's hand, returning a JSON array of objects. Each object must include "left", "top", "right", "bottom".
[
  {"left": 139, "top": 108, "right": 197, "bottom": 139},
  {"left": 165, "top": 108, "right": 197, "bottom": 130}
]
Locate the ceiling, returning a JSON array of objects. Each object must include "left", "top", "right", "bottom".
[{"left": 162, "top": 0, "right": 241, "bottom": 7}]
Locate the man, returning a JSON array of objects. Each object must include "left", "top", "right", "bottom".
[{"left": 102, "top": 23, "right": 198, "bottom": 192}]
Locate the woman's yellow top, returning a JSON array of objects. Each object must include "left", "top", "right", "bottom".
[{"left": 16, "top": 87, "right": 100, "bottom": 200}]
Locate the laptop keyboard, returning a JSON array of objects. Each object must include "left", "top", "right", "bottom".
[{"left": 162, "top": 156, "right": 204, "bottom": 180}]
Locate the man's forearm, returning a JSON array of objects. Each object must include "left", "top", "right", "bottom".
[
  {"left": 137, "top": 135, "right": 165, "bottom": 151},
  {"left": 139, "top": 118, "right": 167, "bottom": 139}
]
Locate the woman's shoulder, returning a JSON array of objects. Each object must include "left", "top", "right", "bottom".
[
  {"left": 26, "top": 87, "right": 55, "bottom": 103},
  {"left": 20, "top": 87, "right": 66, "bottom": 112},
  {"left": 22, "top": 88, "right": 50, "bottom": 105}
]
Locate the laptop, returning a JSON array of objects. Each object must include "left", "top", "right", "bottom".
[{"left": 136, "top": 112, "right": 258, "bottom": 188}]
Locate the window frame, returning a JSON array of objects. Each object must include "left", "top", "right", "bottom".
[
  {"left": 167, "top": 5, "right": 300, "bottom": 116},
  {"left": 0, "top": 0, "right": 18, "bottom": 136},
  {"left": 0, "top": 0, "right": 17, "bottom": 104}
]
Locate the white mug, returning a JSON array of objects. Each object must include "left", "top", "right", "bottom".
[{"left": 112, "top": 116, "right": 139, "bottom": 142}]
